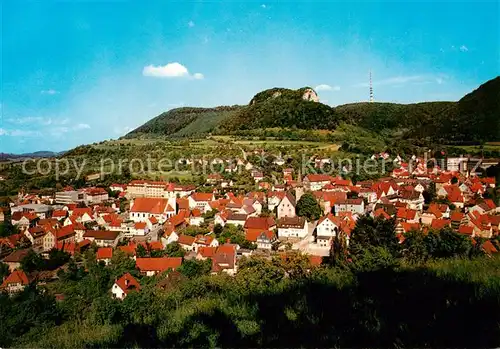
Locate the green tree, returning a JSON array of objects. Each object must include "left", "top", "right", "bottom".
[
  {"left": 349, "top": 215, "right": 400, "bottom": 258},
  {"left": 46, "top": 248, "right": 71, "bottom": 270},
  {"left": 178, "top": 259, "right": 212, "bottom": 278},
  {"left": 0, "top": 261, "right": 9, "bottom": 280},
  {"left": 423, "top": 182, "right": 437, "bottom": 204},
  {"left": 136, "top": 244, "right": 148, "bottom": 258},
  {"left": 401, "top": 229, "right": 429, "bottom": 263},
  {"left": 20, "top": 250, "right": 44, "bottom": 273},
  {"left": 109, "top": 250, "right": 137, "bottom": 279},
  {"left": 213, "top": 223, "right": 223, "bottom": 236},
  {"left": 296, "top": 193, "right": 322, "bottom": 221},
  {"left": 165, "top": 242, "right": 186, "bottom": 258},
  {"left": 327, "top": 229, "right": 348, "bottom": 267}
]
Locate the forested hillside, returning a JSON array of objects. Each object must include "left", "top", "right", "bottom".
[
  {"left": 125, "top": 106, "right": 242, "bottom": 139},
  {"left": 125, "top": 76, "right": 500, "bottom": 143}
]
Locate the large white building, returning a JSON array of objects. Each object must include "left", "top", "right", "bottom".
[{"left": 277, "top": 216, "right": 308, "bottom": 239}]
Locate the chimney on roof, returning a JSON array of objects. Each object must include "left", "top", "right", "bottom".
[{"left": 125, "top": 278, "right": 129, "bottom": 286}]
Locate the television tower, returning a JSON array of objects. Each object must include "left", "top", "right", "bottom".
[{"left": 369, "top": 70, "right": 374, "bottom": 103}]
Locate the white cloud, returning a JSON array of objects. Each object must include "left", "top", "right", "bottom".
[
  {"left": 315, "top": 84, "right": 340, "bottom": 92},
  {"left": 188, "top": 20, "right": 195, "bottom": 28},
  {"left": 315, "top": 84, "right": 332, "bottom": 91},
  {"left": 114, "top": 126, "right": 133, "bottom": 135},
  {"left": 142, "top": 62, "right": 204, "bottom": 80},
  {"left": 6, "top": 117, "right": 69, "bottom": 126},
  {"left": 40, "top": 89, "right": 59, "bottom": 95},
  {"left": 459, "top": 45, "right": 468, "bottom": 52},
  {"left": 3, "top": 129, "right": 42, "bottom": 137},
  {"left": 261, "top": 4, "right": 266, "bottom": 8},
  {"left": 74, "top": 123, "right": 91, "bottom": 130}
]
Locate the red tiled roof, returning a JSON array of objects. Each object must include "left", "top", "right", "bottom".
[
  {"left": 134, "top": 222, "right": 147, "bottom": 229},
  {"left": 245, "top": 229, "right": 265, "bottom": 242},
  {"left": 450, "top": 211, "right": 465, "bottom": 222},
  {"left": 97, "top": 247, "right": 113, "bottom": 259},
  {"left": 3, "top": 249, "right": 30, "bottom": 263},
  {"left": 431, "top": 219, "right": 450, "bottom": 230},
  {"left": 148, "top": 241, "right": 164, "bottom": 250},
  {"left": 374, "top": 208, "right": 391, "bottom": 220},
  {"left": 52, "top": 209, "right": 67, "bottom": 218},
  {"left": 115, "top": 272, "right": 140, "bottom": 294},
  {"left": 131, "top": 198, "right": 170, "bottom": 214},
  {"left": 83, "top": 230, "right": 119, "bottom": 241},
  {"left": 56, "top": 225, "right": 75, "bottom": 240},
  {"left": 458, "top": 225, "right": 474, "bottom": 235},
  {"left": 1, "top": 270, "right": 29, "bottom": 288},
  {"left": 304, "top": 174, "right": 334, "bottom": 182},
  {"left": 400, "top": 222, "right": 421, "bottom": 233},
  {"left": 198, "top": 246, "right": 217, "bottom": 258},
  {"left": 177, "top": 234, "right": 195, "bottom": 246},
  {"left": 482, "top": 240, "right": 498, "bottom": 254},
  {"left": 309, "top": 255, "right": 323, "bottom": 266},
  {"left": 244, "top": 216, "right": 275, "bottom": 230},
  {"left": 118, "top": 244, "right": 137, "bottom": 256},
  {"left": 177, "top": 198, "right": 189, "bottom": 211},
  {"left": 136, "top": 257, "right": 182, "bottom": 272},
  {"left": 396, "top": 208, "right": 417, "bottom": 221},
  {"left": 72, "top": 208, "right": 93, "bottom": 217},
  {"left": 191, "top": 192, "right": 214, "bottom": 202}
]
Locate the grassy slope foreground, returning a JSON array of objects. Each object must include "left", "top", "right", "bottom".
[
  {"left": 125, "top": 76, "right": 500, "bottom": 143},
  {"left": 3, "top": 256, "right": 500, "bottom": 348}
]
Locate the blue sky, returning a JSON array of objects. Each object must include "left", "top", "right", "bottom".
[{"left": 1, "top": 0, "right": 499, "bottom": 153}]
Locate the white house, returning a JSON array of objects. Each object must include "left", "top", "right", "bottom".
[
  {"left": 334, "top": 198, "right": 365, "bottom": 215},
  {"left": 277, "top": 192, "right": 296, "bottom": 219},
  {"left": 316, "top": 213, "right": 339, "bottom": 238},
  {"left": 111, "top": 273, "right": 140, "bottom": 300},
  {"left": 188, "top": 193, "right": 215, "bottom": 213},
  {"left": 129, "top": 197, "right": 175, "bottom": 223},
  {"left": 277, "top": 216, "right": 308, "bottom": 239}
]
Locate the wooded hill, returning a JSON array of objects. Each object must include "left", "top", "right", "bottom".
[{"left": 125, "top": 76, "right": 500, "bottom": 143}]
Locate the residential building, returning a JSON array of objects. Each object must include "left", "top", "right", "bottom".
[
  {"left": 136, "top": 257, "right": 182, "bottom": 276},
  {"left": 277, "top": 192, "right": 296, "bottom": 219},
  {"left": 111, "top": 273, "right": 140, "bottom": 300},
  {"left": 277, "top": 216, "right": 308, "bottom": 239}
]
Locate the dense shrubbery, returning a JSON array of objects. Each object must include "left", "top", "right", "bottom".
[{"left": 2, "top": 216, "right": 500, "bottom": 348}]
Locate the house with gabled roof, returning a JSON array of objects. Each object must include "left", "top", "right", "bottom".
[
  {"left": 177, "top": 234, "right": 196, "bottom": 251},
  {"left": 396, "top": 222, "right": 421, "bottom": 236},
  {"left": 316, "top": 213, "right": 338, "bottom": 238},
  {"left": 255, "top": 231, "right": 277, "bottom": 250},
  {"left": 97, "top": 247, "right": 113, "bottom": 265},
  {"left": 136, "top": 257, "right": 182, "bottom": 276},
  {"left": 83, "top": 230, "right": 120, "bottom": 247},
  {"left": 111, "top": 273, "right": 140, "bottom": 300},
  {"left": 130, "top": 197, "right": 174, "bottom": 223},
  {"left": 334, "top": 198, "right": 364, "bottom": 216},
  {"left": 188, "top": 192, "right": 215, "bottom": 213},
  {"left": 211, "top": 244, "right": 238, "bottom": 276},
  {"left": 1, "top": 270, "right": 30, "bottom": 294},
  {"left": 189, "top": 209, "right": 205, "bottom": 226},
  {"left": 277, "top": 216, "right": 308, "bottom": 239},
  {"left": 396, "top": 207, "right": 419, "bottom": 223},
  {"left": 303, "top": 174, "right": 334, "bottom": 191},
  {"left": 2, "top": 249, "right": 30, "bottom": 272},
  {"left": 193, "top": 235, "right": 219, "bottom": 251},
  {"left": 467, "top": 211, "right": 493, "bottom": 238},
  {"left": 277, "top": 192, "right": 296, "bottom": 219}
]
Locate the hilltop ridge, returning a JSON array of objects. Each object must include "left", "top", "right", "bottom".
[{"left": 125, "top": 76, "right": 500, "bottom": 143}]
